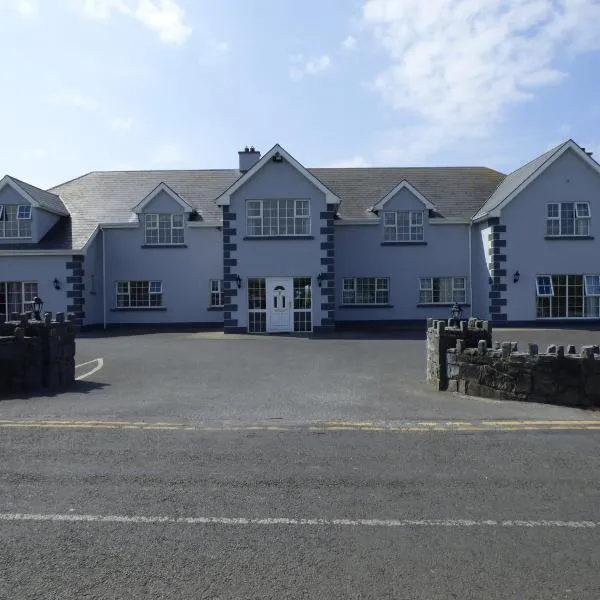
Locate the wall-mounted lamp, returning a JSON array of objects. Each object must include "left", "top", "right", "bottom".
[
  {"left": 316, "top": 273, "right": 325, "bottom": 288},
  {"left": 272, "top": 151, "right": 283, "bottom": 163},
  {"left": 53, "top": 278, "right": 61, "bottom": 290},
  {"left": 235, "top": 274, "right": 242, "bottom": 289},
  {"left": 513, "top": 270, "right": 520, "bottom": 284}
]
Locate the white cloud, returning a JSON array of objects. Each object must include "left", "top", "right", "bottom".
[
  {"left": 13, "top": 0, "right": 37, "bottom": 17},
  {"left": 342, "top": 35, "right": 357, "bottom": 50},
  {"left": 77, "top": 0, "right": 191, "bottom": 45},
  {"left": 134, "top": 0, "right": 191, "bottom": 45},
  {"left": 325, "top": 156, "right": 370, "bottom": 168},
  {"left": 289, "top": 54, "right": 332, "bottom": 81},
  {"left": 362, "top": 0, "right": 600, "bottom": 162}
]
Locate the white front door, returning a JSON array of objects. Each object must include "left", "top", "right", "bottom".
[{"left": 266, "top": 277, "right": 293, "bottom": 332}]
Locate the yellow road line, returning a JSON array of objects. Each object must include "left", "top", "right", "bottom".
[{"left": 0, "top": 418, "right": 599, "bottom": 433}]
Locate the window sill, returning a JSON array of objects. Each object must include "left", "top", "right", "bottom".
[
  {"left": 338, "top": 304, "right": 394, "bottom": 309},
  {"left": 243, "top": 235, "right": 314, "bottom": 241},
  {"left": 141, "top": 244, "right": 187, "bottom": 248},
  {"left": 544, "top": 236, "right": 594, "bottom": 241},
  {"left": 207, "top": 306, "right": 224, "bottom": 311},
  {"left": 111, "top": 307, "right": 167, "bottom": 312},
  {"left": 381, "top": 241, "right": 427, "bottom": 246},
  {"left": 416, "top": 303, "right": 471, "bottom": 308}
]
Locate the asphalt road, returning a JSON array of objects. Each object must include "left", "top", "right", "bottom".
[
  {"left": 1, "top": 329, "right": 599, "bottom": 598},
  {"left": 1, "top": 425, "right": 599, "bottom": 599}
]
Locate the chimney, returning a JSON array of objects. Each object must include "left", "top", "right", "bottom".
[{"left": 238, "top": 146, "right": 261, "bottom": 173}]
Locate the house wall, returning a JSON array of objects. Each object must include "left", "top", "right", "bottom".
[
  {"left": 101, "top": 191, "right": 223, "bottom": 325},
  {"left": 223, "top": 159, "right": 333, "bottom": 332},
  {"left": 82, "top": 232, "right": 104, "bottom": 326},
  {"left": 335, "top": 187, "right": 471, "bottom": 323},
  {"left": 471, "top": 223, "right": 492, "bottom": 320},
  {"left": 501, "top": 148, "right": 600, "bottom": 322},
  {"left": 34, "top": 209, "right": 60, "bottom": 241},
  {"left": 142, "top": 189, "right": 186, "bottom": 213},
  {"left": 0, "top": 255, "right": 70, "bottom": 315}
]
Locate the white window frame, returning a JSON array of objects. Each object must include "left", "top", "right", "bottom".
[
  {"left": 584, "top": 275, "right": 600, "bottom": 296},
  {"left": 17, "top": 205, "right": 32, "bottom": 220},
  {"left": 246, "top": 199, "right": 311, "bottom": 237},
  {"left": 383, "top": 210, "right": 424, "bottom": 242},
  {"left": 0, "top": 281, "right": 38, "bottom": 321},
  {"left": 144, "top": 213, "right": 185, "bottom": 245},
  {"left": 115, "top": 280, "right": 163, "bottom": 308},
  {"left": 546, "top": 202, "right": 590, "bottom": 237},
  {"left": 342, "top": 277, "right": 390, "bottom": 305},
  {"left": 419, "top": 277, "right": 466, "bottom": 304},
  {"left": 536, "top": 274, "right": 600, "bottom": 319},
  {"left": 210, "top": 279, "right": 223, "bottom": 307},
  {"left": 535, "top": 275, "right": 554, "bottom": 297},
  {"left": 0, "top": 205, "right": 32, "bottom": 238}
]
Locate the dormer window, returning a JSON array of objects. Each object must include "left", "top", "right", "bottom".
[
  {"left": 383, "top": 210, "right": 424, "bottom": 242},
  {"left": 145, "top": 213, "right": 184, "bottom": 245},
  {"left": 0, "top": 205, "right": 32, "bottom": 238}
]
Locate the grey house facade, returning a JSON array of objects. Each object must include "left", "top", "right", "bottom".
[{"left": 1, "top": 140, "right": 599, "bottom": 331}]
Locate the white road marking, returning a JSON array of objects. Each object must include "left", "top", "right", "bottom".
[
  {"left": 0, "top": 512, "right": 597, "bottom": 529},
  {"left": 75, "top": 358, "right": 104, "bottom": 381}
]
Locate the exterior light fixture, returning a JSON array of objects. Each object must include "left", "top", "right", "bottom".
[
  {"left": 272, "top": 152, "right": 283, "bottom": 163},
  {"left": 32, "top": 296, "right": 44, "bottom": 321},
  {"left": 513, "top": 270, "right": 520, "bottom": 284},
  {"left": 53, "top": 278, "right": 61, "bottom": 290},
  {"left": 235, "top": 275, "right": 242, "bottom": 289},
  {"left": 450, "top": 303, "right": 463, "bottom": 320},
  {"left": 317, "top": 273, "right": 325, "bottom": 288}
]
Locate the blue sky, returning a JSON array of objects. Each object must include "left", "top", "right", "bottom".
[{"left": 2, "top": 0, "right": 600, "bottom": 187}]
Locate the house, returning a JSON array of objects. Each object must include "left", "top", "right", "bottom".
[{"left": 0, "top": 139, "right": 599, "bottom": 332}]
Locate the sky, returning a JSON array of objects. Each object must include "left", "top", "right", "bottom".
[{"left": 1, "top": 0, "right": 600, "bottom": 188}]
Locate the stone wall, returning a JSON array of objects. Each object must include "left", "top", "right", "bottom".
[
  {"left": 447, "top": 340, "right": 600, "bottom": 407},
  {"left": 0, "top": 312, "right": 76, "bottom": 395},
  {"left": 426, "top": 318, "right": 493, "bottom": 390},
  {"left": 426, "top": 316, "right": 600, "bottom": 407}
]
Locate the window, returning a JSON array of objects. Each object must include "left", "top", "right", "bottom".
[
  {"left": 293, "top": 277, "right": 312, "bottom": 332},
  {"left": 115, "top": 281, "right": 163, "bottom": 308},
  {"left": 210, "top": 279, "right": 223, "bottom": 307},
  {"left": 145, "top": 213, "right": 185, "bottom": 245},
  {"left": 535, "top": 275, "right": 554, "bottom": 297},
  {"left": 584, "top": 275, "right": 600, "bottom": 296},
  {"left": 0, "top": 281, "right": 38, "bottom": 321},
  {"left": 419, "top": 277, "right": 466, "bottom": 304},
  {"left": 383, "top": 210, "right": 424, "bottom": 242},
  {"left": 246, "top": 199, "right": 310, "bottom": 237},
  {"left": 536, "top": 274, "right": 600, "bottom": 318},
  {"left": 342, "top": 277, "right": 389, "bottom": 305},
  {"left": 546, "top": 202, "right": 590, "bottom": 237},
  {"left": 0, "top": 205, "right": 32, "bottom": 238},
  {"left": 248, "top": 278, "right": 266, "bottom": 332}
]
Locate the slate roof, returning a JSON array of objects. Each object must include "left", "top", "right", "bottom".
[
  {"left": 473, "top": 142, "right": 567, "bottom": 221},
  {"left": 44, "top": 165, "right": 505, "bottom": 250},
  {"left": 311, "top": 167, "right": 505, "bottom": 221},
  {"left": 8, "top": 176, "right": 69, "bottom": 216}
]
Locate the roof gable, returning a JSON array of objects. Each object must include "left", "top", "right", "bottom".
[
  {"left": 473, "top": 140, "right": 600, "bottom": 221},
  {"left": 216, "top": 144, "right": 341, "bottom": 206},
  {"left": 371, "top": 180, "right": 436, "bottom": 212},
  {"left": 0, "top": 175, "right": 69, "bottom": 216},
  {"left": 132, "top": 182, "right": 194, "bottom": 214}
]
